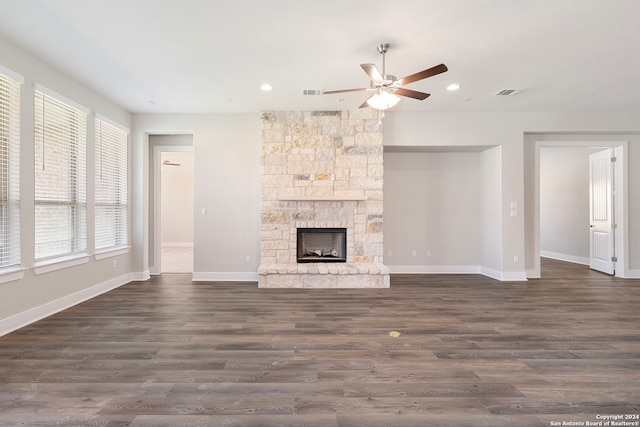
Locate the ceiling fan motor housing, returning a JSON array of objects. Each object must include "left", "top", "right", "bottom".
[{"left": 377, "top": 43, "right": 390, "bottom": 54}]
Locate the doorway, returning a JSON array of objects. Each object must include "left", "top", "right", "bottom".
[
  {"left": 149, "top": 135, "right": 194, "bottom": 275},
  {"left": 160, "top": 151, "right": 194, "bottom": 273},
  {"left": 531, "top": 140, "right": 627, "bottom": 278}
]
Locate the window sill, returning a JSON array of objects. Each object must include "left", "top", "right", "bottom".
[
  {"left": 33, "top": 254, "right": 90, "bottom": 275},
  {"left": 94, "top": 246, "right": 130, "bottom": 261},
  {"left": 0, "top": 267, "right": 26, "bottom": 284}
]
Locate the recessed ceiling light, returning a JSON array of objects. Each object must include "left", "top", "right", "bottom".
[
  {"left": 260, "top": 83, "right": 273, "bottom": 92},
  {"left": 447, "top": 84, "right": 460, "bottom": 91}
]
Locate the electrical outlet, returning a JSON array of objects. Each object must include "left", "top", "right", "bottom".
[
  {"left": 112, "top": 259, "right": 117, "bottom": 268},
  {"left": 513, "top": 255, "right": 519, "bottom": 263},
  {"left": 412, "top": 250, "right": 417, "bottom": 257},
  {"left": 245, "top": 255, "right": 251, "bottom": 263},
  {"left": 426, "top": 250, "right": 431, "bottom": 257}
]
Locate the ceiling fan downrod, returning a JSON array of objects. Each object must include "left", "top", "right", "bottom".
[
  {"left": 376, "top": 43, "right": 396, "bottom": 85},
  {"left": 377, "top": 43, "right": 389, "bottom": 77}
]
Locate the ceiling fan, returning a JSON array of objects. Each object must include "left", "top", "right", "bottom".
[{"left": 324, "top": 43, "right": 448, "bottom": 110}]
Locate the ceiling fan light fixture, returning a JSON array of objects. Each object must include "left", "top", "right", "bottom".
[{"left": 367, "top": 91, "right": 400, "bottom": 110}]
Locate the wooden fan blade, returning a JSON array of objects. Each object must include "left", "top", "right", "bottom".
[
  {"left": 394, "top": 88, "right": 431, "bottom": 100},
  {"left": 324, "top": 88, "right": 368, "bottom": 95},
  {"left": 398, "top": 64, "right": 448, "bottom": 85},
  {"left": 361, "top": 63, "right": 384, "bottom": 83}
]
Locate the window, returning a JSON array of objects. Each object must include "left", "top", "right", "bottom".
[
  {"left": 34, "top": 88, "right": 87, "bottom": 260},
  {"left": 0, "top": 70, "right": 21, "bottom": 268},
  {"left": 95, "top": 116, "right": 128, "bottom": 251}
]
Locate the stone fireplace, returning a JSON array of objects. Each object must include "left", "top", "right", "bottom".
[{"left": 258, "top": 110, "right": 390, "bottom": 288}]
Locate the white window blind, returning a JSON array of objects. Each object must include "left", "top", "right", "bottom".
[
  {"left": 0, "top": 71, "right": 21, "bottom": 268},
  {"left": 34, "top": 89, "right": 87, "bottom": 260},
  {"left": 95, "top": 116, "right": 128, "bottom": 251}
]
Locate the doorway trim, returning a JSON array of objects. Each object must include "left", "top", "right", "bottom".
[
  {"left": 151, "top": 144, "right": 194, "bottom": 275},
  {"left": 531, "top": 140, "right": 628, "bottom": 278}
]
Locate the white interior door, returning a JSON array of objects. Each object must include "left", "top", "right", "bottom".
[{"left": 589, "top": 149, "right": 614, "bottom": 275}]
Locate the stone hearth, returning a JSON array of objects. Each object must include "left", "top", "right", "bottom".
[{"left": 258, "top": 110, "right": 389, "bottom": 288}]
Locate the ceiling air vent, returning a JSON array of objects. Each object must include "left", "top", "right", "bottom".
[
  {"left": 303, "top": 89, "right": 323, "bottom": 96},
  {"left": 494, "top": 89, "right": 524, "bottom": 96}
]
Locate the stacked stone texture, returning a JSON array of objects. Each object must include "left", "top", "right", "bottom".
[{"left": 258, "top": 110, "right": 389, "bottom": 288}]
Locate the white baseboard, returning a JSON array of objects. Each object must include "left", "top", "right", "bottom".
[
  {"left": 0, "top": 273, "right": 134, "bottom": 338},
  {"left": 388, "top": 265, "right": 481, "bottom": 274},
  {"left": 388, "top": 264, "right": 527, "bottom": 281},
  {"left": 503, "top": 272, "right": 528, "bottom": 281},
  {"left": 540, "top": 251, "right": 589, "bottom": 265},
  {"left": 626, "top": 269, "right": 640, "bottom": 279},
  {"left": 482, "top": 266, "right": 528, "bottom": 282},
  {"left": 161, "top": 242, "right": 193, "bottom": 248},
  {"left": 131, "top": 270, "right": 151, "bottom": 281},
  {"left": 192, "top": 271, "right": 259, "bottom": 282},
  {"left": 526, "top": 269, "right": 541, "bottom": 279}
]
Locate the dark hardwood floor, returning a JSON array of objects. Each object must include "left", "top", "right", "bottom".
[{"left": 1, "top": 258, "right": 639, "bottom": 426}]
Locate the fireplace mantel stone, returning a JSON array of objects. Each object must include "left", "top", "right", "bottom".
[
  {"left": 258, "top": 110, "right": 389, "bottom": 288},
  {"left": 258, "top": 263, "right": 390, "bottom": 288}
]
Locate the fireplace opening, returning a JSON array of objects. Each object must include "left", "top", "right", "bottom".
[{"left": 297, "top": 228, "right": 347, "bottom": 263}]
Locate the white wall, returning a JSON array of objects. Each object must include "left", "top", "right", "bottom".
[
  {"left": 385, "top": 112, "right": 640, "bottom": 278},
  {"left": 383, "top": 147, "right": 504, "bottom": 278},
  {"left": 131, "top": 112, "right": 640, "bottom": 282},
  {"left": 539, "top": 147, "right": 601, "bottom": 264},
  {"left": 384, "top": 113, "right": 525, "bottom": 278},
  {"left": 480, "top": 146, "right": 503, "bottom": 275},
  {"left": 384, "top": 151, "right": 482, "bottom": 271},
  {"left": 132, "top": 114, "right": 261, "bottom": 281},
  {"left": 0, "top": 36, "right": 133, "bottom": 335}
]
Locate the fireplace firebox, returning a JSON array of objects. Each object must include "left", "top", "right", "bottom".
[{"left": 297, "top": 228, "right": 347, "bottom": 263}]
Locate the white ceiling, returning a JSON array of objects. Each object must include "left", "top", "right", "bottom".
[{"left": 1, "top": 0, "right": 639, "bottom": 114}]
